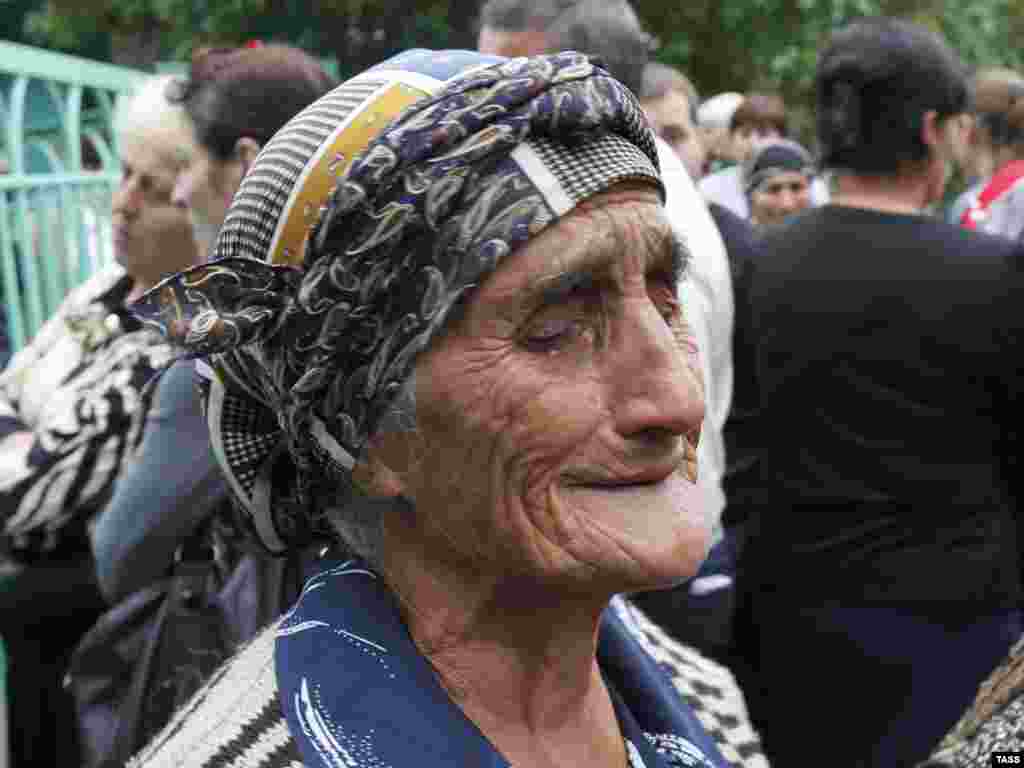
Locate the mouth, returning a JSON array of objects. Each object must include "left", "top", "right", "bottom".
[{"left": 564, "top": 463, "right": 681, "bottom": 490}]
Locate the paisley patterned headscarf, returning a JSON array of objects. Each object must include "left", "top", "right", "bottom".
[{"left": 135, "top": 50, "right": 663, "bottom": 554}]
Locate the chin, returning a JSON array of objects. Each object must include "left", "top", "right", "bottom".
[
  {"left": 559, "top": 516, "right": 712, "bottom": 599},
  {"left": 627, "top": 522, "right": 712, "bottom": 593},
  {"left": 554, "top": 475, "right": 712, "bottom": 594},
  {"left": 189, "top": 219, "right": 219, "bottom": 260}
]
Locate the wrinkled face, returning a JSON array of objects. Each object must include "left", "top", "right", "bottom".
[
  {"left": 701, "top": 124, "right": 732, "bottom": 165},
  {"left": 749, "top": 170, "right": 811, "bottom": 228},
  {"left": 643, "top": 90, "right": 706, "bottom": 180},
  {"left": 172, "top": 138, "right": 245, "bottom": 259},
  {"left": 380, "top": 186, "right": 709, "bottom": 595},
  {"left": 731, "top": 122, "right": 782, "bottom": 163},
  {"left": 112, "top": 129, "right": 198, "bottom": 281}
]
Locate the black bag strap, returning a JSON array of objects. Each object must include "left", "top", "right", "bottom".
[{"left": 103, "top": 523, "right": 224, "bottom": 767}]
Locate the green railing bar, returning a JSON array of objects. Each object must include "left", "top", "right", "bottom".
[
  {"left": 11, "top": 189, "right": 43, "bottom": 342},
  {"left": 0, "top": 43, "right": 146, "bottom": 352},
  {"left": 0, "top": 42, "right": 145, "bottom": 91},
  {"left": 65, "top": 83, "right": 83, "bottom": 171},
  {"left": 34, "top": 191, "right": 60, "bottom": 313},
  {"left": 0, "top": 194, "right": 25, "bottom": 351},
  {"left": 95, "top": 91, "right": 119, "bottom": 164},
  {"left": 82, "top": 128, "right": 115, "bottom": 170},
  {"left": 7, "top": 76, "right": 46, "bottom": 341},
  {"left": 59, "top": 185, "right": 76, "bottom": 296},
  {"left": 63, "top": 83, "right": 85, "bottom": 300},
  {"left": 11, "top": 107, "right": 111, "bottom": 143},
  {"left": 91, "top": 186, "right": 114, "bottom": 277},
  {"left": 32, "top": 140, "right": 68, "bottom": 312},
  {"left": 0, "top": 172, "right": 122, "bottom": 190},
  {"left": 45, "top": 80, "right": 64, "bottom": 120}
]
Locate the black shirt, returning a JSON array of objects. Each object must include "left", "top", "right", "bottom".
[{"left": 745, "top": 205, "right": 1024, "bottom": 612}]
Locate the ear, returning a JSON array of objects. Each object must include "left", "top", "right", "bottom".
[
  {"left": 351, "top": 439, "right": 408, "bottom": 500},
  {"left": 233, "top": 137, "right": 262, "bottom": 177},
  {"left": 920, "top": 110, "right": 942, "bottom": 152}
]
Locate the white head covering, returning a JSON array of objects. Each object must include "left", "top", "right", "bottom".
[{"left": 697, "top": 92, "right": 744, "bottom": 131}]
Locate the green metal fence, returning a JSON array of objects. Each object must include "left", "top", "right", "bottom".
[{"left": 1, "top": 42, "right": 146, "bottom": 354}]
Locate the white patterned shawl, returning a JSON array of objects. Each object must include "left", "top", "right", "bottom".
[{"left": 0, "top": 263, "right": 173, "bottom": 559}]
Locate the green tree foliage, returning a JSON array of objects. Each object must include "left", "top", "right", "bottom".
[
  {"left": 18, "top": 0, "right": 478, "bottom": 70},
  {"left": 15, "top": 0, "right": 1024, "bottom": 107},
  {"left": 632, "top": 0, "right": 1024, "bottom": 146}
]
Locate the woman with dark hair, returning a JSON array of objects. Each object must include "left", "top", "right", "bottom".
[
  {"left": 169, "top": 44, "right": 337, "bottom": 258},
  {"left": 92, "top": 43, "right": 335, "bottom": 607},
  {"left": 737, "top": 17, "right": 1024, "bottom": 768},
  {"left": 92, "top": 45, "right": 335, "bottom": 607},
  {"left": 76, "top": 46, "right": 336, "bottom": 767},
  {"left": 128, "top": 49, "right": 768, "bottom": 768}
]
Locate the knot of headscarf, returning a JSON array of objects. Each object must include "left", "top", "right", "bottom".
[{"left": 134, "top": 50, "right": 663, "bottom": 553}]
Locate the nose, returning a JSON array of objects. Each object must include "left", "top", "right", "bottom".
[
  {"left": 610, "top": 296, "right": 705, "bottom": 442},
  {"left": 112, "top": 176, "right": 141, "bottom": 218},
  {"left": 171, "top": 171, "right": 190, "bottom": 210}
]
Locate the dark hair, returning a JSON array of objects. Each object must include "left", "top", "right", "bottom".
[
  {"left": 730, "top": 92, "right": 787, "bottom": 136},
  {"left": 170, "top": 44, "right": 337, "bottom": 160},
  {"left": 640, "top": 62, "right": 699, "bottom": 123},
  {"left": 816, "top": 17, "right": 968, "bottom": 175},
  {"left": 478, "top": 0, "right": 577, "bottom": 31},
  {"left": 543, "top": 0, "right": 654, "bottom": 96},
  {"left": 973, "top": 68, "right": 1024, "bottom": 149}
]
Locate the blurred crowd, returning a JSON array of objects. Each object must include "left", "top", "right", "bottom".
[{"left": 3, "top": 2, "right": 1024, "bottom": 767}]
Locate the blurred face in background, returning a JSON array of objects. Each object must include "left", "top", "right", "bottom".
[
  {"left": 730, "top": 121, "right": 783, "bottom": 164},
  {"left": 477, "top": 24, "right": 548, "bottom": 57},
  {"left": 928, "top": 111, "right": 970, "bottom": 203},
  {"left": 749, "top": 171, "right": 811, "bottom": 228},
  {"left": 701, "top": 124, "right": 733, "bottom": 166},
  {"left": 642, "top": 89, "right": 706, "bottom": 180},
  {"left": 945, "top": 112, "right": 974, "bottom": 174},
  {"left": 172, "top": 138, "right": 250, "bottom": 259},
  {"left": 112, "top": 128, "right": 198, "bottom": 286}
]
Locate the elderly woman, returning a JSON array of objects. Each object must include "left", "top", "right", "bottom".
[
  {"left": 0, "top": 75, "right": 197, "bottom": 767},
  {"left": 741, "top": 139, "right": 815, "bottom": 229},
  {"left": 130, "top": 50, "right": 767, "bottom": 768},
  {"left": 738, "top": 18, "right": 1024, "bottom": 768}
]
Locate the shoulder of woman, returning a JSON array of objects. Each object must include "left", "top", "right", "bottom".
[
  {"left": 129, "top": 617, "right": 297, "bottom": 768},
  {"left": 0, "top": 264, "right": 129, "bottom": 391},
  {"left": 71, "top": 262, "right": 130, "bottom": 311}
]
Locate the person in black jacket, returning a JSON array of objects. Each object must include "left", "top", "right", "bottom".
[{"left": 739, "top": 17, "right": 1024, "bottom": 768}]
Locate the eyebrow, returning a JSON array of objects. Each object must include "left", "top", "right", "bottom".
[{"left": 523, "top": 230, "right": 689, "bottom": 311}]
